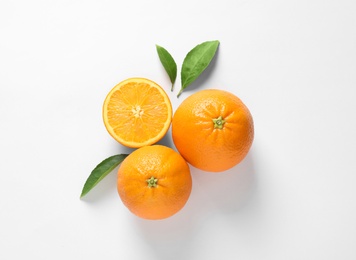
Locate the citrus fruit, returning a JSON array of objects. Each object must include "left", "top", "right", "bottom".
[
  {"left": 117, "top": 145, "right": 192, "bottom": 220},
  {"left": 172, "top": 89, "right": 254, "bottom": 172},
  {"left": 102, "top": 78, "right": 172, "bottom": 148}
]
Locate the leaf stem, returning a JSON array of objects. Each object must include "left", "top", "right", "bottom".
[{"left": 177, "top": 89, "right": 183, "bottom": 98}]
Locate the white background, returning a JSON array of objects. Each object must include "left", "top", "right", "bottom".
[{"left": 1, "top": 0, "right": 356, "bottom": 259}]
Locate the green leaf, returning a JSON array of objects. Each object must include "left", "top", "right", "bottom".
[
  {"left": 80, "top": 154, "right": 129, "bottom": 198},
  {"left": 179, "top": 40, "right": 220, "bottom": 97},
  {"left": 156, "top": 44, "right": 177, "bottom": 91}
]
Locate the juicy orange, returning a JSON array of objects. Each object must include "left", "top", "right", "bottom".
[
  {"left": 172, "top": 89, "right": 254, "bottom": 172},
  {"left": 117, "top": 145, "right": 192, "bottom": 220},
  {"left": 103, "top": 78, "right": 172, "bottom": 148}
]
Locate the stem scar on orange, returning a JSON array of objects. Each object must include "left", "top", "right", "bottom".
[
  {"left": 102, "top": 78, "right": 172, "bottom": 148},
  {"left": 172, "top": 89, "right": 254, "bottom": 172},
  {"left": 117, "top": 145, "right": 192, "bottom": 220}
]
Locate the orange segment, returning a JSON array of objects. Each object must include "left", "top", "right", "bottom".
[{"left": 103, "top": 78, "right": 172, "bottom": 148}]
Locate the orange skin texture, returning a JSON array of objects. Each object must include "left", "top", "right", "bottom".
[
  {"left": 117, "top": 145, "right": 192, "bottom": 220},
  {"left": 172, "top": 89, "right": 254, "bottom": 172}
]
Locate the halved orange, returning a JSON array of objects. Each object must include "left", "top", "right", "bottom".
[{"left": 103, "top": 78, "right": 172, "bottom": 148}]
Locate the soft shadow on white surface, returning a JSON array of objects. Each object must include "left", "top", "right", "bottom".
[
  {"left": 191, "top": 152, "right": 257, "bottom": 214},
  {"left": 156, "top": 128, "right": 175, "bottom": 149},
  {"left": 131, "top": 151, "right": 257, "bottom": 260}
]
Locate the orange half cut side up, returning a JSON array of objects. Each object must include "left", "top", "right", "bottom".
[{"left": 103, "top": 78, "right": 172, "bottom": 148}]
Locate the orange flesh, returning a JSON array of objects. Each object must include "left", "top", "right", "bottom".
[{"left": 103, "top": 79, "right": 172, "bottom": 148}]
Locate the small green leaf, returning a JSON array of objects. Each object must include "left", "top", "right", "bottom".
[
  {"left": 156, "top": 44, "right": 177, "bottom": 91},
  {"left": 80, "top": 154, "right": 129, "bottom": 198},
  {"left": 179, "top": 40, "right": 220, "bottom": 97}
]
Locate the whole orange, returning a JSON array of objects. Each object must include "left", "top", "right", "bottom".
[
  {"left": 172, "top": 89, "right": 254, "bottom": 172},
  {"left": 117, "top": 145, "right": 192, "bottom": 220}
]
